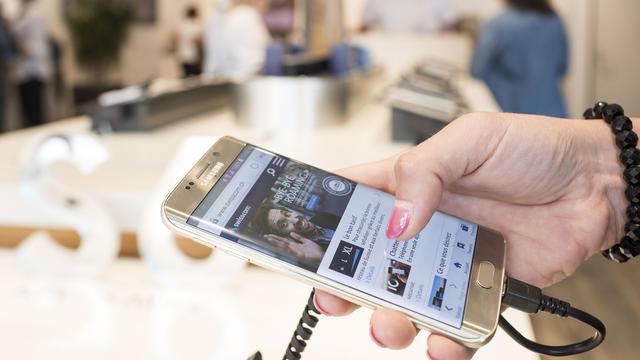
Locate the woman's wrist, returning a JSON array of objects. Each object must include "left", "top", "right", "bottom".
[{"left": 579, "top": 117, "right": 639, "bottom": 249}]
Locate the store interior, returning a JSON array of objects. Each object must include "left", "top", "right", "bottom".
[{"left": 0, "top": 0, "right": 639, "bottom": 359}]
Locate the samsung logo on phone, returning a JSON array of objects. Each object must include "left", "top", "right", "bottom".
[{"left": 200, "top": 162, "right": 225, "bottom": 186}]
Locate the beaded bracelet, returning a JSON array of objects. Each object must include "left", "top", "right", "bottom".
[{"left": 584, "top": 101, "right": 640, "bottom": 263}]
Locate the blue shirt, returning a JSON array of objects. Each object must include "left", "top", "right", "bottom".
[{"left": 471, "top": 8, "right": 568, "bottom": 118}]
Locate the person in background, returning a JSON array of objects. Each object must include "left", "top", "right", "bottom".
[
  {"left": 471, "top": 0, "right": 568, "bottom": 118},
  {"left": 0, "top": 3, "right": 16, "bottom": 132},
  {"left": 175, "top": 5, "right": 203, "bottom": 78},
  {"left": 13, "top": 0, "right": 51, "bottom": 128},
  {"left": 361, "top": 0, "right": 457, "bottom": 33},
  {"left": 263, "top": 0, "right": 294, "bottom": 41},
  {"left": 203, "top": 0, "right": 270, "bottom": 80}
]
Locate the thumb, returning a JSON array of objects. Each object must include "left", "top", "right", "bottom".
[{"left": 386, "top": 114, "right": 505, "bottom": 241}]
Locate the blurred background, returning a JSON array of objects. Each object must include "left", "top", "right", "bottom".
[
  {"left": 0, "top": 0, "right": 638, "bottom": 359},
  {"left": 0, "top": 0, "right": 638, "bottom": 128}
]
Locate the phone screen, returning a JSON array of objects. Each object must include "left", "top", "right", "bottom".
[{"left": 187, "top": 145, "right": 477, "bottom": 328}]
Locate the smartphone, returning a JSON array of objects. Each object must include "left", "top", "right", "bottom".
[{"left": 162, "top": 136, "right": 506, "bottom": 347}]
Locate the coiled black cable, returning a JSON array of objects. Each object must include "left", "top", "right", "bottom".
[
  {"left": 247, "top": 279, "right": 605, "bottom": 359},
  {"left": 282, "top": 290, "right": 321, "bottom": 360}
]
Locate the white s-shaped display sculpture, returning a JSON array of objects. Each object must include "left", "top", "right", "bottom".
[
  {"left": 17, "top": 134, "right": 119, "bottom": 278},
  {"left": 138, "top": 136, "right": 247, "bottom": 288}
]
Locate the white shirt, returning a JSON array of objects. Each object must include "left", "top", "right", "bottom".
[
  {"left": 177, "top": 19, "right": 201, "bottom": 64},
  {"left": 13, "top": 2, "right": 51, "bottom": 81},
  {"left": 362, "top": 0, "right": 457, "bottom": 33},
  {"left": 203, "top": 5, "right": 270, "bottom": 80}
]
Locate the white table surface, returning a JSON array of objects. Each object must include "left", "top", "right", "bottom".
[{"left": 0, "top": 249, "right": 537, "bottom": 360}]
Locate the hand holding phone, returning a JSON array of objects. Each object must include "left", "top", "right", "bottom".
[
  {"left": 162, "top": 111, "right": 617, "bottom": 358},
  {"left": 315, "top": 112, "right": 620, "bottom": 358},
  {"left": 163, "top": 135, "right": 506, "bottom": 349}
]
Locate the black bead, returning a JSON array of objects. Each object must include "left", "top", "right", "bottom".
[
  {"left": 625, "top": 222, "right": 633, "bottom": 233},
  {"left": 612, "top": 115, "right": 633, "bottom": 133},
  {"left": 625, "top": 223, "right": 640, "bottom": 241},
  {"left": 583, "top": 108, "right": 596, "bottom": 119},
  {"left": 619, "top": 238, "right": 640, "bottom": 257},
  {"left": 625, "top": 186, "right": 640, "bottom": 204},
  {"left": 624, "top": 166, "right": 640, "bottom": 186},
  {"left": 615, "top": 130, "right": 638, "bottom": 149},
  {"left": 602, "top": 103, "right": 625, "bottom": 122},
  {"left": 629, "top": 238, "right": 640, "bottom": 254},
  {"left": 627, "top": 204, "right": 640, "bottom": 223},
  {"left": 613, "top": 245, "right": 631, "bottom": 262},
  {"left": 624, "top": 222, "right": 640, "bottom": 233},
  {"left": 603, "top": 245, "right": 630, "bottom": 263},
  {"left": 620, "top": 148, "right": 640, "bottom": 166},
  {"left": 594, "top": 101, "right": 608, "bottom": 119}
]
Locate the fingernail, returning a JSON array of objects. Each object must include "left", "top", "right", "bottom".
[
  {"left": 370, "top": 326, "right": 386, "bottom": 348},
  {"left": 386, "top": 201, "right": 412, "bottom": 240},
  {"left": 312, "top": 295, "right": 330, "bottom": 316}
]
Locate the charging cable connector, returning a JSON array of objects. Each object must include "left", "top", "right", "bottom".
[{"left": 499, "top": 277, "right": 606, "bottom": 356}]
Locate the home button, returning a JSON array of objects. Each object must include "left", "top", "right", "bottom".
[{"left": 476, "top": 261, "right": 495, "bottom": 289}]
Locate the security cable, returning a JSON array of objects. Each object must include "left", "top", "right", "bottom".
[
  {"left": 246, "top": 279, "right": 605, "bottom": 360},
  {"left": 282, "top": 289, "right": 322, "bottom": 360},
  {"left": 247, "top": 290, "right": 321, "bottom": 360},
  {"left": 499, "top": 277, "right": 606, "bottom": 357},
  {"left": 282, "top": 290, "right": 320, "bottom": 360}
]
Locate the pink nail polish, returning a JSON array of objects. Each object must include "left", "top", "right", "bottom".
[
  {"left": 386, "top": 205, "right": 411, "bottom": 240},
  {"left": 369, "top": 326, "right": 386, "bottom": 348}
]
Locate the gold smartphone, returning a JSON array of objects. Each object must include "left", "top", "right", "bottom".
[{"left": 162, "top": 136, "right": 506, "bottom": 347}]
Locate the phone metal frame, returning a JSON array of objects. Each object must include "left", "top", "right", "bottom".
[{"left": 161, "top": 136, "right": 506, "bottom": 348}]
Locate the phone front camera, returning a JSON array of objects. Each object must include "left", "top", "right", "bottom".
[{"left": 212, "top": 152, "right": 221, "bottom": 157}]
